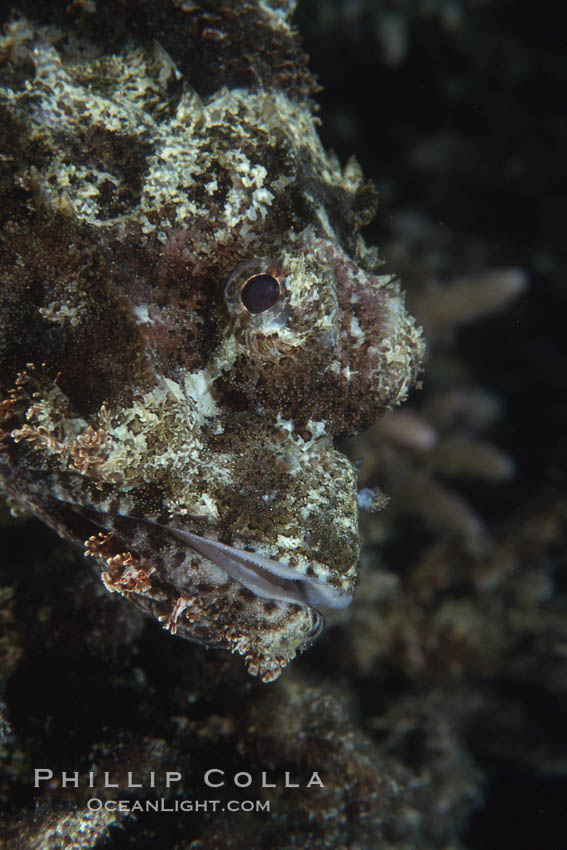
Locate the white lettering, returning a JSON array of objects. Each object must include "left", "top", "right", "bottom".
[
  {"left": 204, "top": 769, "right": 224, "bottom": 788},
  {"left": 103, "top": 772, "right": 119, "bottom": 788},
  {"left": 61, "top": 772, "right": 79, "bottom": 788},
  {"left": 127, "top": 772, "right": 142, "bottom": 788},
  {"left": 165, "top": 771, "right": 182, "bottom": 788},
  {"left": 261, "top": 772, "right": 276, "bottom": 788},
  {"left": 234, "top": 771, "right": 252, "bottom": 788},
  {"left": 34, "top": 769, "right": 53, "bottom": 788}
]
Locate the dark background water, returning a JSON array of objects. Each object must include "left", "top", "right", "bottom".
[
  {"left": 297, "top": 0, "right": 567, "bottom": 514},
  {"left": 296, "top": 1, "right": 567, "bottom": 846}
]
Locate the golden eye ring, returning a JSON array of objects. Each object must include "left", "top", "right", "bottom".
[{"left": 239, "top": 271, "right": 281, "bottom": 315}]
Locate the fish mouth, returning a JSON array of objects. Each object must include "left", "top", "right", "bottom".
[
  {"left": 167, "top": 525, "right": 353, "bottom": 610},
  {"left": 72, "top": 500, "right": 353, "bottom": 611}
]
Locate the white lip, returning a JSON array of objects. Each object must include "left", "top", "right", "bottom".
[
  {"left": 73, "top": 499, "right": 353, "bottom": 611},
  {"left": 168, "top": 526, "right": 353, "bottom": 610}
]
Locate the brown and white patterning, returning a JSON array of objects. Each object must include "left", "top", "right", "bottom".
[{"left": 0, "top": 1, "right": 423, "bottom": 681}]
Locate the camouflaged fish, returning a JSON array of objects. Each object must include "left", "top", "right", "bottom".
[{"left": 0, "top": 1, "right": 424, "bottom": 681}]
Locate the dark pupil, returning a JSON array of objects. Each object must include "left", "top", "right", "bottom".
[{"left": 241, "top": 273, "right": 280, "bottom": 314}]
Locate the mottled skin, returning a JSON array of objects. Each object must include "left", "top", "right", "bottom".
[{"left": 0, "top": 1, "right": 423, "bottom": 680}]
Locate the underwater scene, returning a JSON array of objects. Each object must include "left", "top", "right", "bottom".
[{"left": 0, "top": 1, "right": 565, "bottom": 847}]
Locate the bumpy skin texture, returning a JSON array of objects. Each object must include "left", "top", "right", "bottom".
[{"left": 0, "top": 1, "right": 423, "bottom": 681}]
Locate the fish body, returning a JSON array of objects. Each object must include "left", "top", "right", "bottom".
[{"left": 0, "top": 2, "right": 423, "bottom": 680}]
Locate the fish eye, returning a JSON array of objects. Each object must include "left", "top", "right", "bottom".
[
  {"left": 240, "top": 273, "right": 281, "bottom": 315},
  {"left": 225, "top": 260, "right": 289, "bottom": 330}
]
